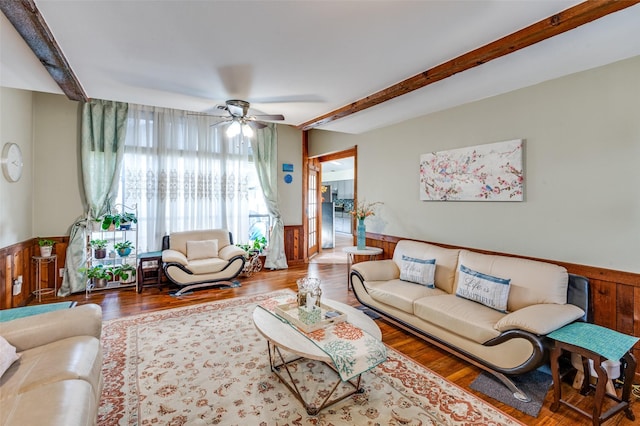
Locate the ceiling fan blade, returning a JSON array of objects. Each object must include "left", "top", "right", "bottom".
[
  {"left": 249, "top": 114, "right": 285, "bottom": 121},
  {"left": 210, "top": 118, "right": 233, "bottom": 128},
  {"left": 188, "top": 111, "right": 228, "bottom": 119}
]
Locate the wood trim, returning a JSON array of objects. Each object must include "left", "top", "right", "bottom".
[
  {"left": 0, "top": 0, "right": 88, "bottom": 101},
  {"left": 301, "top": 131, "right": 310, "bottom": 260},
  {"left": 313, "top": 146, "right": 358, "bottom": 243},
  {"left": 283, "top": 225, "right": 305, "bottom": 265},
  {"left": 297, "top": 0, "right": 640, "bottom": 131},
  {"left": 0, "top": 237, "right": 69, "bottom": 309},
  {"left": 365, "top": 232, "right": 640, "bottom": 286},
  {"left": 364, "top": 232, "right": 640, "bottom": 379}
]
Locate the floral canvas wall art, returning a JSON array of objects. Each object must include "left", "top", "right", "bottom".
[{"left": 420, "top": 139, "right": 524, "bottom": 201}]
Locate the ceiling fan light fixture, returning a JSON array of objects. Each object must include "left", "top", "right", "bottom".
[
  {"left": 242, "top": 123, "right": 254, "bottom": 138},
  {"left": 226, "top": 120, "right": 241, "bottom": 137},
  {"left": 225, "top": 119, "right": 254, "bottom": 138}
]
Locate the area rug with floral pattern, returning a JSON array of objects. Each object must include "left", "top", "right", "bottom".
[{"left": 98, "top": 290, "right": 523, "bottom": 425}]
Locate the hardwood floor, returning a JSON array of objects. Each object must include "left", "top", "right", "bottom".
[{"left": 35, "top": 263, "right": 636, "bottom": 425}]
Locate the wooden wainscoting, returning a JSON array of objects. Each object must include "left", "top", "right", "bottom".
[
  {"left": 283, "top": 225, "right": 305, "bottom": 265},
  {"left": 364, "top": 232, "right": 640, "bottom": 380},
  {"left": 0, "top": 237, "right": 68, "bottom": 310}
]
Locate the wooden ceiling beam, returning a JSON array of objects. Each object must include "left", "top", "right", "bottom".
[
  {"left": 0, "top": 0, "right": 88, "bottom": 101},
  {"left": 297, "top": 0, "right": 640, "bottom": 131}
]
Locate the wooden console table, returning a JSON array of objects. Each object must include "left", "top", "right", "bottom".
[{"left": 548, "top": 322, "right": 637, "bottom": 426}]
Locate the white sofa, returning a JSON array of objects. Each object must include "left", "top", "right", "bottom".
[
  {"left": 162, "top": 229, "right": 247, "bottom": 295},
  {"left": 0, "top": 304, "right": 103, "bottom": 426},
  {"left": 350, "top": 240, "right": 590, "bottom": 402}
]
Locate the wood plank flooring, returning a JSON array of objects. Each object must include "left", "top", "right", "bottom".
[{"left": 35, "top": 263, "right": 636, "bottom": 425}]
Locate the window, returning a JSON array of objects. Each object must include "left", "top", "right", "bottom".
[{"left": 115, "top": 106, "right": 268, "bottom": 252}]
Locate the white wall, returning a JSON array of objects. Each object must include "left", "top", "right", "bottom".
[
  {"left": 32, "top": 92, "right": 83, "bottom": 236},
  {"left": 310, "top": 56, "right": 640, "bottom": 273},
  {"left": 0, "top": 88, "right": 33, "bottom": 247},
  {"left": 276, "top": 124, "right": 303, "bottom": 226}
]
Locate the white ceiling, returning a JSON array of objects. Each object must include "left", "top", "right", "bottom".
[{"left": 2, "top": 1, "right": 640, "bottom": 134}]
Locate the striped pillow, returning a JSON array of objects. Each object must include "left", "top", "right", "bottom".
[
  {"left": 456, "top": 264, "right": 511, "bottom": 312},
  {"left": 400, "top": 255, "right": 436, "bottom": 288}
]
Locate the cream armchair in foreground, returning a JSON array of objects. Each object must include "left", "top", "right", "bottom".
[{"left": 162, "top": 229, "right": 246, "bottom": 296}]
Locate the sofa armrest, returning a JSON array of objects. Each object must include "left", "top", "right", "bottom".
[
  {"left": 0, "top": 304, "right": 102, "bottom": 352},
  {"left": 494, "top": 303, "right": 585, "bottom": 335},
  {"left": 162, "top": 249, "right": 188, "bottom": 266},
  {"left": 351, "top": 259, "right": 400, "bottom": 282},
  {"left": 218, "top": 245, "right": 246, "bottom": 261}
]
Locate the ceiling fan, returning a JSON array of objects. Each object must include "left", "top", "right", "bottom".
[{"left": 192, "top": 99, "right": 285, "bottom": 137}]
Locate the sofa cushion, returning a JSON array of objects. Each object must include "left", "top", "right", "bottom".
[
  {"left": 457, "top": 250, "right": 569, "bottom": 311},
  {"left": 0, "top": 336, "right": 102, "bottom": 400},
  {"left": 0, "top": 336, "right": 20, "bottom": 378},
  {"left": 455, "top": 264, "right": 511, "bottom": 312},
  {"left": 393, "top": 241, "right": 460, "bottom": 293},
  {"left": 0, "top": 380, "right": 96, "bottom": 426},
  {"left": 187, "top": 239, "right": 219, "bottom": 260},
  {"left": 170, "top": 229, "right": 231, "bottom": 255},
  {"left": 185, "top": 257, "right": 230, "bottom": 274},
  {"left": 399, "top": 255, "right": 436, "bottom": 287},
  {"left": 414, "top": 295, "right": 504, "bottom": 344},
  {"left": 364, "top": 279, "right": 447, "bottom": 314}
]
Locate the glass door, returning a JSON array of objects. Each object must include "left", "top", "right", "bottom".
[{"left": 307, "top": 160, "right": 320, "bottom": 257}]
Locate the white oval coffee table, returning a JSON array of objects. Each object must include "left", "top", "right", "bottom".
[{"left": 252, "top": 299, "right": 381, "bottom": 415}]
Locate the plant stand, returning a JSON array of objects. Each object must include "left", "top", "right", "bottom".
[
  {"left": 32, "top": 255, "right": 57, "bottom": 303},
  {"left": 241, "top": 251, "right": 263, "bottom": 277}
]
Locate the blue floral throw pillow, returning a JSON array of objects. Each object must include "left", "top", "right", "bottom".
[
  {"left": 400, "top": 255, "right": 436, "bottom": 288},
  {"left": 456, "top": 264, "right": 511, "bottom": 312}
]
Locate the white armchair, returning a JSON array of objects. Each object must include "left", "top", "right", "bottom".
[{"left": 162, "top": 229, "right": 246, "bottom": 295}]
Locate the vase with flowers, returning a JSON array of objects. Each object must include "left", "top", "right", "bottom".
[{"left": 351, "top": 200, "right": 382, "bottom": 249}]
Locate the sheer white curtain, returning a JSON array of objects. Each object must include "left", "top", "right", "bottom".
[{"left": 119, "top": 104, "right": 251, "bottom": 252}]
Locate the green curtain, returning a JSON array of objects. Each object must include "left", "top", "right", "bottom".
[
  {"left": 251, "top": 124, "right": 288, "bottom": 269},
  {"left": 59, "top": 99, "right": 128, "bottom": 296}
]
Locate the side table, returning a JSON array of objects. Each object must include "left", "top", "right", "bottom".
[
  {"left": 343, "top": 246, "right": 383, "bottom": 291},
  {"left": 137, "top": 251, "right": 164, "bottom": 293},
  {"left": 32, "top": 255, "right": 58, "bottom": 302},
  {"left": 548, "top": 322, "right": 638, "bottom": 426}
]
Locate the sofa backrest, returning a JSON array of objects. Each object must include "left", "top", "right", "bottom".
[
  {"left": 393, "top": 240, "right": 460, "bottom": 293},
  {"left": 457, "top": 249, "right": 569, "bottom": 311},
  {"left": 169, "top": 229, "right": 232, "bottom": 255}
]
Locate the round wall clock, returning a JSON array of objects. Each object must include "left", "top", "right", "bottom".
[{"left": 1, "top": 142, "right": 23, "bottom": 182}]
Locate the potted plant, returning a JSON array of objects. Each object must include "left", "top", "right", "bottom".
[
  {"left": 251, "top": 236, "right": 267, "bottom": 253},
  {"left": 114, "top": 240, "right": 134, "bottom": 257},
  {"left": 80, "top": 265, "right": 111, "bottom": 288},
  {"left": 237, "top": 236, "right": 267, "bottom": 257},
  {"left": 102, "top": 211, "right": 137, "bottom": 231},
  {"left": 111, "top": 264, "right": 137, "bottom": 284},
  {"left": 37, "top": 238, "right": 56, "bottom": 257},
  {"left": 90, "top": 239, "right": 109, "bottom": 259}
]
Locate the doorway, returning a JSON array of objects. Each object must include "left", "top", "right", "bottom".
[{"left": 306, "top": 147, "right": 357, "bottom": 263}]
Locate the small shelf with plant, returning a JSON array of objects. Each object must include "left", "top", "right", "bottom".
[
  {"left": 90, "top": 239, "right": 109, "bottom": 259},
  {"left": 101, "top": 208, "right": 137, "bottom": 231},
  {"left": 85, "top": 203, "right": 138, "bottom": 295},
  {"left": 111, "top": 263, "right": 137, "bottom": 284},
  {"left": 37, "top": 238, "right": 56, "bottom": 257},
  {"left": 114, "top": 240, "right": 134, "bottom": 257},
  {"left": 80, "top": 265, "right": 112, "bottom": 289}
]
